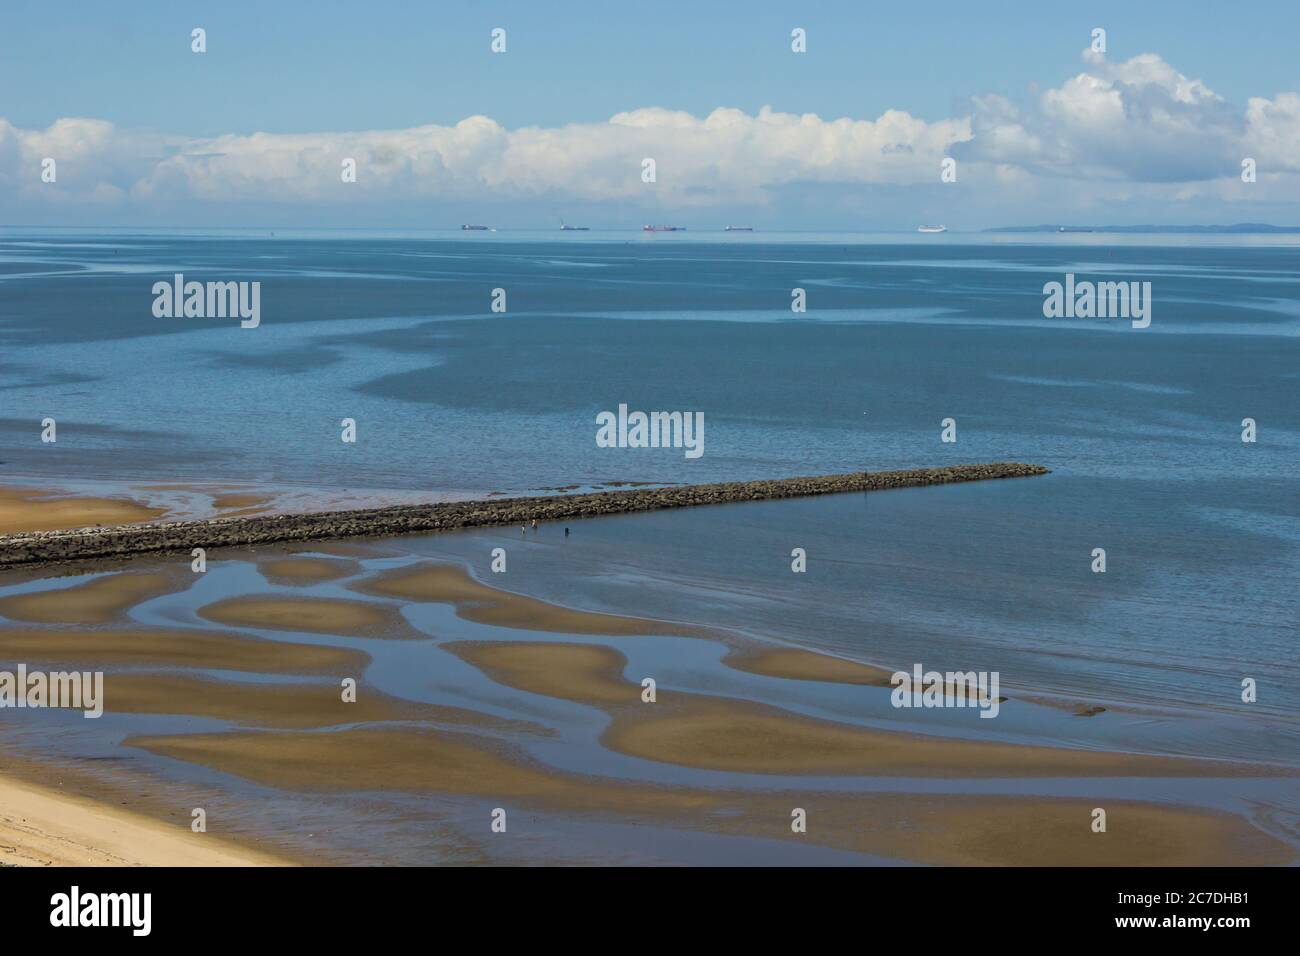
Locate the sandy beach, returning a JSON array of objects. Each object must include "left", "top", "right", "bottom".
[
  {"left": 1, "top": 485, "right": 1296, "bottom": 867},
  {"left": 0, "top": 773, "right": 288, "bottom": 867}
]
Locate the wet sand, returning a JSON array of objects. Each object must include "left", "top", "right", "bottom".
[
  {"left": 0, "top": 485, "right": 164, "bottom": 535},
  {"left": 720, "top": 793, "right": 1295, "bottom": 867},
  {"left": 101, "top": 672, "right": 545, "bottom": 733},
  {"left": 726, "top": 647, "right": 1010, "bottom": 701},
  {"left": 356, "top": 563, "right": 698, "bottom": 636},
  {"left": 0, "top": 626, "right": 370, "bottom": 674},
  {"left": 198, "top": 594, "right": 422, "bottom": 639},
  {"left": 725, "top": 646, "right": 896, "bottom": 686},
  {"left": 0, "top": 530, "right": 1293, "bottom": 866},
  {"left": 447, "top": 641, "right": 1272, "bottom": 778},
  {"left": 127, "top": 725, "right": 713, "bottom": 815},
  {"left": 0, "top": 569, "right": 186, "bottom": 624},
  {"left": 258, "top": 556, "right": 362, "bottom": 586},
  {"left": 123, "top": 725, "right": 1292, "bottom": 867},
  {"left": 369, "top": 569, "right": 1004, "bottom": 698}
]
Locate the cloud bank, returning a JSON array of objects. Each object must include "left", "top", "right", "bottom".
[{"left": 3, "top": 51, "right": 1298, "bottom": 220}]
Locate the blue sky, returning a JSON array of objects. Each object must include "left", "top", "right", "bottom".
[{"left": 2, "top": 0, "right": 1298, "bottom": 229}]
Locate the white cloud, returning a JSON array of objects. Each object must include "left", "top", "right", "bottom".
[
  {"left": 1, "top": 107, "right": 971, "bottom": 207},
  {"left": 960, "top": 50, "right": 1257, "bottom": 183},
  {"left": 1246, "top": 92, "right": 1300, "bottom": 172},
  {"left": 1, "top": 50, "right": 1297, "bottom": 214}
]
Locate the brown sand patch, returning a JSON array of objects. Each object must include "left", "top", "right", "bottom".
[
  {"left": 355, "top": 563, "right": 693, "bottom": 636},
  {"left": 726, "top": 648, "right": 1009, "bottom": 702},
  {"left": 258, "top": 557, "right": 361, "bottom": 586},
  {"left": 449, "top": 640, "right": 1268, "bottom": 779},
  {"left": 725, "top": 794, "right": 1294, "bottom": 867},
  {"left": 0, "top": 570, "right": 187, "bottom": 625},
  {"left": 122, "top": 726, "right": 1293, "bottom": 866},
  {"left": 725, "top": 646, "right": 895, "bottom": 685},
  {"left": 126, "top": 726, "right": 713, "bottom": 815},
  {"left": 0, "top": 627, "right": 368, "bottom": 674},
  {"left": 0, "top": 485, "right": 164, "bottom": 535},
  {"left": 611, "top": 703, "right": 1144, "bottom": 777},
  {"left": 447, "top": 640, "right": 635, "bottom": 705},
  {"left": 198, "top": 594, "right": 418, "bottom": 638},
  {"left": 102, "top": 673, "right": 543, "bottom": 733},
  {"left": 934, "top": 798, "right": 1291, "bottom": 865}
]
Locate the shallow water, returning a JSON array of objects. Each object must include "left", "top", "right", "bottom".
[
  {"left": 1, "top": 542, "right": 1296, "bottom": 865},
  {"left": 0, "top": 231, "right": 1296, "bottom": 862}
]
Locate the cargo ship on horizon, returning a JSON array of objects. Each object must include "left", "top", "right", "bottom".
[{"left": 643, "top": 224, "right": 685, "bottom": 232}]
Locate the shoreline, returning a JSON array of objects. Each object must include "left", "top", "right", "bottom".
[
  {"left": 1, "top": 546, "right": 1294, "bottom": 866},
  {"left": 0, "top": 773, "right": 292, "bottom": 867},
  {"left": 7, "top": 472, "right": 1291, "bottom": 866},
  {"left": 0, "top": 463, "right": 1048, "bottom": 567}
]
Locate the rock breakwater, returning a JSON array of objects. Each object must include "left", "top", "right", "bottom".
[{"left": 0, "top": 463, "right": 1048, "bottom": 568}]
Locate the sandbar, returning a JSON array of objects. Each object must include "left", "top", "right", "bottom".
[
  {"left": 355, "top": 563, "right": 694, "bottom": 636},
  {"left": 258, "top": 556, "right": 361, "bottom": 586},
  {"left": 448, "top": 640, "right": 1273, "bottom": 779},
  {"left": 100, "top": 672, "right": 543, "bottom": 733},
  {"left": 198, "top": 594, "right": 419, "bottom": 639},
  {"left": 0, "top": 569, "right": 187, "bottom": 625},
  {"left": 0, "top": 626, "right": 369, "bottom": 674},
  {"left": 122, "top": 725, "right": 1292, "bottom": 867},
  {"left": 0, "top": 485, "right": 164, "bottom": 535}
]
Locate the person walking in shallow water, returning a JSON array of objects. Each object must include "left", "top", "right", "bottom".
[
  {"left": 564, "top": 527, "right": 570, "bottom": 537},
  {"left": 531, "top": 518, "right": 538, "bottom": 531}
]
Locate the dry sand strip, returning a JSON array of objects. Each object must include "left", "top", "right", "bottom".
[
  {"left": 0, "top": 775, "right": 288, "bottom": 867},
  {"left": 0, "top": 463, "right": 1049, "bottom": 568}
]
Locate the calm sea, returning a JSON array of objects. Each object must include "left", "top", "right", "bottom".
[{"left": 1, "top": 229, "right": 1296, "bottom": 746}]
